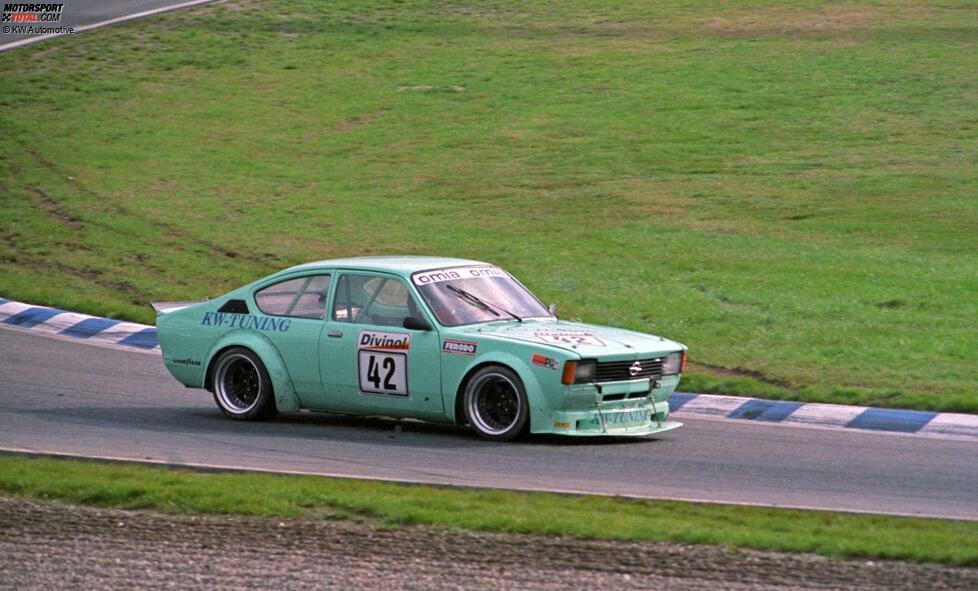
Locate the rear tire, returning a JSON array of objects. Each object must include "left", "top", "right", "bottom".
[
  {"left": 211, "top": 347, "right": 277, "bottom": 420},
  {"left": 464, "top": 366, "right": 529, "bottom": 441}
]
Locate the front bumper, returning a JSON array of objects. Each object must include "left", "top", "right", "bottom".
[{"left": 534, "top": 375, "right": 683, "bottom": 436}]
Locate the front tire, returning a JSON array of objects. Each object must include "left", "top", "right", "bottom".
[
  {"left": 211, "top": 347, "right": 276, "bottom": 420},
  {"left": 464, "top": 366, "right": 529, "bottom": 441}
]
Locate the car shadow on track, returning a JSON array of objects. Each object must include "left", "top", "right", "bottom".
[
  {"left": 277, "top": 411, "right": 663, "bottom": 447},
  {"left": 25, "top": 404, "right": 667, "bottom": 449}
]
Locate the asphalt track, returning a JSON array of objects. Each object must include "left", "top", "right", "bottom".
[
  {"left": 0, "top": 0, "right": 216, "bottom": 51},
  {"left": 2, "top": 327, "right": 976, "bottom": 521}
]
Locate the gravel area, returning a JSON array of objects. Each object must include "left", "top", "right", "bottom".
[{"left": 1, "top": 496, "right": 975, "bottom": 590}]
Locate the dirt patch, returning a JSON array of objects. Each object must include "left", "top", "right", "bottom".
[
  {"left": 44, "top": 259, "right": 144, "bottom": 303},
  {"left": 1, "top": 230, "right": 145, "bottom": 303},
  {"left": 1, "top": 497, "right": 975, "bottom": 590},
  {"left": 690, "top": 360, "right": 796, "bottom": 391},
  {"left": 18, "top": 140, "right": 276, "bottom": 269},
  {"left": 704, "top": 6, "right": 883, "bottom": 37},
  {"left": 190, "top": 0, "right": 261, "bottom": 17},
  {"left": 26, "top": 186, "right": 83, "bottom": 230},
  {"left": 397, "top": 85, "right": 466, "bottom": 92},
  {"left": 332, "top": 107, "right": 390, "bottom": 133}
]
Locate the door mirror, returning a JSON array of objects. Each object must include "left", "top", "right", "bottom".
[
  {"left": 403, "top": 316, "right": 432, "bottom": 331},
  {"left": 548, "top": 303, "right": 557, "bottom": 316}
]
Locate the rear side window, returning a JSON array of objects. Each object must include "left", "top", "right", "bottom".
[{"left": 254, "top": 275, "right": 331, "bottom": 319}]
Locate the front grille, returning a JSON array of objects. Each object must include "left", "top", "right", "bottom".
[{"left": 593, "top": 358, "right": 663, "bottom": 383}]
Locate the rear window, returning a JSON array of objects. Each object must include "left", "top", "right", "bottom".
[{"left": 254, "top": 275, "right": 331, "bottom": 319}]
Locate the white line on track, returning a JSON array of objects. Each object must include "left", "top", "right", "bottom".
[
  {"left": 0, "top": 323, "right": 160, "bottom": 355},
  {"left": 672, "top": 409, "right": 978, "bottom": 443},
  {"left": 921, "top": 413, "right": 978, "bottom": 439},
  {"left": 0, "top": 0, "right": 220, "bottom": 52},
  {"left": 86, "top": 321, "right": 155, "bottom": 347},
  {"left": 25, "top": 312, "right": 92, "bottom": 335},
  {"left": 673, "top": 394, "right": 744, "bottom": 416},
  {"left": 782, "top": 403, "right": 865, "bottom": 428},
  {"left": 0, "top": 302, "right": 32, "bottom": 318}
]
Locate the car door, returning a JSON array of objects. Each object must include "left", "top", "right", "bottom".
[
  {"left": 319, "top": 272, "right": 444, "bottom": 419},
  {"left": 251, "top": 273, "right": 332, "bottom": 400}
]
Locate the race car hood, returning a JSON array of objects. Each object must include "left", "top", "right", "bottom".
[{"left": 459, "top": 318, "right": 684, "bottom": 359}]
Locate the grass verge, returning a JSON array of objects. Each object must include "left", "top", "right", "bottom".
[{"left": 1, "top": 455, "right": 976, "bottom": 566}]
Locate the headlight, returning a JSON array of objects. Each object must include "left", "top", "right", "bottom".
[
  {"left": 561, "top": 359, "right": 596, "bottom": 384},
  {"left": 662, "top": 351, "right": 686, "bottom": 375}
]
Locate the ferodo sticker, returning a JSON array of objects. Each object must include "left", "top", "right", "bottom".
[
  {"left": 534, "top": 330, "right": 606, "bottom": 347},
  {"left": 442, "top": 339, "right": 477, "bottom": 355},
  {"left": 358, "top": 330, "right": 410, "bottom": 396},
  {"left": 531, "top": 353, "right": 559, "bottom": 370},
  {"left": 413, "top": 266, "right": 507, "bottom": 286}
]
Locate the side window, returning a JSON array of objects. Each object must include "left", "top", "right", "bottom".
[
  {"left": 254, "top": 275, "right": 331, "bottom": 319},
  {"left": 332, "top": 274, "right": 419, "bottom": 327},
  {"left": 364, "top": 276, "right": 409, "bottom": 306}
]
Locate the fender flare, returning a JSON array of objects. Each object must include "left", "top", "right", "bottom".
[
  {"left": 450, "top": 350, "right": 549, "bottom": 432},
  {"left": 203, "top": 331, "right": 301, "bottom": 413}
]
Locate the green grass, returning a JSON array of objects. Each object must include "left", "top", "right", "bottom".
[
  {"left": 2, "top": 455, "right": 976, "bottom": 566},
  {"left": 1, "top": 1, "right": 976, "bottom": 411}
]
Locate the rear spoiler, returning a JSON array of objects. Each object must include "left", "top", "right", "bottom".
[{"left": 151, "top": 300, "right": 204, "bottom": 314}]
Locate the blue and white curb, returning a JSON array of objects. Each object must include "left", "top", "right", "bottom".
[
  {"left": 2, "top": 297, "right": 977, "bottom": 440},
  {"left": 0, "top": 297, "right": 158, "bottom": 350},
  {"left": 669, "top": 392, "right": 978, "bottom": 441}
]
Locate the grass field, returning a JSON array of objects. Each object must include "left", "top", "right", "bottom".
[
  {"left": 2, "top": 455, "right": 976, "bottom": 566},
  {"left": 0, "top": 1, "right": 975, "bottom": 411}
]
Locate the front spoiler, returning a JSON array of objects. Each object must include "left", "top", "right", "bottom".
[
  {"left": 547, "top": 420, "right": 683, "bottom": 437},
  {"left": 536, "top": 398, "right": 682, "bottom": 437},
  {"left": 534, "top": 376, "right": 683, "bottom": 437}
]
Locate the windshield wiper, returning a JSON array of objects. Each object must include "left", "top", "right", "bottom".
[
  {"left": 445, "top": 285, "right": 522, "bottom": 322},
  {"left": 445, "top": 285, "right": 498, "bottom": 317}
]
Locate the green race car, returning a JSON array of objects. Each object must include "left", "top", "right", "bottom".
[{"left": 154, "top": 256, "right": 686, "bottom": 440}]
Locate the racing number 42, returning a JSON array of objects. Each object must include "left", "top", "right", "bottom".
[
  {"left": 366, "top": 355, "right": 396, "bottom": 390},
  {"left": 357, "top": 350, "right": 408, "bottom": 396}
]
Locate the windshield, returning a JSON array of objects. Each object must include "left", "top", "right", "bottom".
[{"left": 412, "top": 265, "right": 552, "bottom": 326}]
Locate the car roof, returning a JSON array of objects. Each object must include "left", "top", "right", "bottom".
[{"left": 280, "top": 256, "right": 492, "bottom": 278}]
